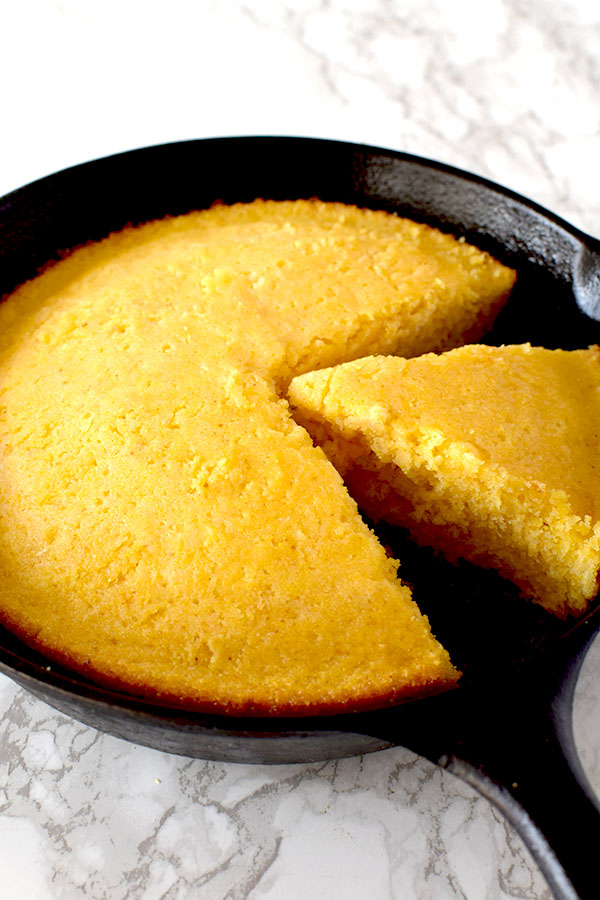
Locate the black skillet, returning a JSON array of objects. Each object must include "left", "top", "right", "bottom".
[{"left": 1, "top": 137, "right": 600, "bottom": 899}]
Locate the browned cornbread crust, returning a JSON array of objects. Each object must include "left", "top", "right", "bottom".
[
  {"left": 288, "top": 345, "right": 600, "bottom": 618},
  {"left": 0, "top": 200, "right": 515, "bottom": 713}
]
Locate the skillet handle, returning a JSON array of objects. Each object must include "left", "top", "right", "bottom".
[{"left": 437, "top": 624, "right": 600, "bottom": 900}]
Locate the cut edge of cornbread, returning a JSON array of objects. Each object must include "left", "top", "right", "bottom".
[{"left": 288, "top": 347, "right": 600, "bottom": 618}]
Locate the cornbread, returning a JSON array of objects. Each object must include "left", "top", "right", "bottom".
[
  {"left": 288, "top": 345, "right": 600, "bottom": 618},
  {"left": 0, "top": 199, "right": 516, "bottom": 713}
]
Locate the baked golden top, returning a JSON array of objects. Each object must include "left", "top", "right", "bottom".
[
  {"left": 0, "top": 200, "right": 515, "bottom": 713},
  {"left": 289, "top": 344, "right": 600, "bottom": 617}
]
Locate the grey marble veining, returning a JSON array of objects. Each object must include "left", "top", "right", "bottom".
[
  {"left": 0, "top": 676, "right": 555, "bottom": 899},
  {"left": 1, "top": 0, "right": 599, "bottom": 897}
]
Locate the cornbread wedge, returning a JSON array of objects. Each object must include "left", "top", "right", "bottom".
[
  {"left": 0, "top": 200, "right": 515, "bottom": 713},
  {"left": 289, "top": 345, "right": 600, "bottom": 618}
]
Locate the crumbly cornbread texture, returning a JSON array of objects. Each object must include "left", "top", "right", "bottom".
[
  {"left": 0, "top": 200, "right": 516, "bottom": 713},
  {"left": 288, "top": 344, "right": 600, "bottom": 618}
]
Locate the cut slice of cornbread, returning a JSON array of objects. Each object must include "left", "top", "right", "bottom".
[
  {"left": 0, "top": 200, "right": 515, "bottom": 713},
  {"left": 288, "top": 345, "right": 600, "bottom": 618}
]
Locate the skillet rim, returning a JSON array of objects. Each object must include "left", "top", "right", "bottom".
[{"left": 0, "top": 133, "right": 598, "bottom": 247}]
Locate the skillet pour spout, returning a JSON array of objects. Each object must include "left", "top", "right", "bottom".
[{"left": 1, "top": 136, "right": 600, "bottom": 900}]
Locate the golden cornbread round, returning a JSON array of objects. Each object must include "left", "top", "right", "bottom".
[{"left": 0, "top": 200, "right": 515, "bottom": 713}]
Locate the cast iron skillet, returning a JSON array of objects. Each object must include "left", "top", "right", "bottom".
[{"left": 1, "top": 137, "right": 600, "bottom": 899}]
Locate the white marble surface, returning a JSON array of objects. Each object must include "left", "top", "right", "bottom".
[{"left": 1, "top": 1, "right": 600, "bottom": 897}]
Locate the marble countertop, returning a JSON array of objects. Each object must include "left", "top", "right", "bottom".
[{"left": 1, "top": 1, "right": 600, "bottom": 897}]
